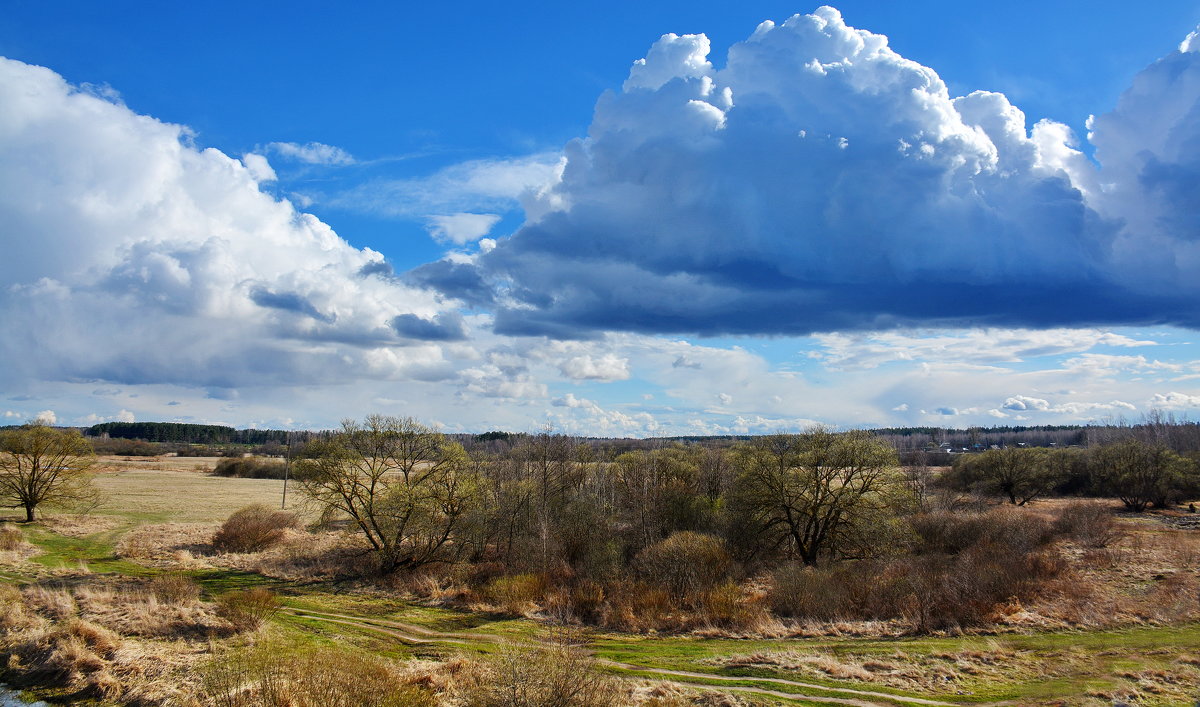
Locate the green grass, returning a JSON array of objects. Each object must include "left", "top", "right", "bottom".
[{"left": 20, "top": 524, "right": 150, "bottom": 576}]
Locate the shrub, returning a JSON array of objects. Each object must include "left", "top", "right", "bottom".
[
  {"left": 484, "top": 573, "right": 546, "bottom": 615},
  {"left": 212, "top": 504, "right": 300, "bottom": 553},
  {"left": 147, "top": 572, "right": 201, "bottom": 604},
  {"left": 768, "top": 564, "right": 849, "bottom": 620},
  {"left": 211, "top": 457, "right": 288, "bottom": 479},
  {"left": 634, "top": 531, "right": 733, "bottom": 600},
  {"left": 203, "top": 643, "right": 433, "bottom": 707},
  {"left": 910, "top": 507, "right": 1052, "bottom": 556},
  {"left": 460, "top": 641, "right": 620, "bottom": 707},
  {"left": 1053, "top": 501, "right": 1123, "bottom": 548},
  {"left": 0, "top": 523, "right": 23, "bottom": 550},
  {"left": 217, "top": 588, "right": 280, "bottom": 631}
]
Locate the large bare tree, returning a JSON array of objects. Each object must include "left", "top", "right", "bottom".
[
  {"left": 298, "top": 415, "right": 476, "bottom": 573},
  {"left": 0, "top": 422, "right": 97, "bottom": 522},
  {"left": 731, "top": 429, "right": 903, "bottom": 565}
]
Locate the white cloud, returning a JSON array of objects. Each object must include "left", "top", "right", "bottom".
[
  {"left": 1149, "top": 391, "right": 1200, "bottom": 410},
  {"left": 332, "top": 153, "right": 563, "bottom": 221},
  {"left": 265, "top": 141, "right": 355, "bottom": 166},
  {"left": 557, "top": 353, "right": 631, "bottom": 381},
  {"left": 426, "top": 212, "right": 502, "bottom": 245},
  {"left": 34, "top": 410, "right": 56, "bottom": 425},
  {"left": 406, "top": 10, "right": 1200, "bottom": 338},
  {"left": 241, "top": 153, "right": 276, "bottom": 182},
  {"left": 811, "top": 328, "right": 1156, "bottom": 370},
  {"left": 0, "top": 57, "right": 457, "bottom": 391},
  {"left": 77, "top": 409, "right": 136, "bottom": 425}
]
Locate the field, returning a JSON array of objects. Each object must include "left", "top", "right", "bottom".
[{"left": 2, "top": 456, "right": 1200, "bottom": 705}]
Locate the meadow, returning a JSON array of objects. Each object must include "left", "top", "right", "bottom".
[{"left": 2, "top": 448, "right": 1200, "bottom": 706}]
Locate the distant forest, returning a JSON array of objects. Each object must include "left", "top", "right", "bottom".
[{"left": 76, "top": 418, "right": 1200, "bottom": 458}]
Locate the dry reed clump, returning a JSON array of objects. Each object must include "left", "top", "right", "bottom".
[
  {"left": 483, "top": 573, "right": 548, "bottom": 616},
  {"left": 215, "top": 588, "right": 281, "bottom": 632},
  {"left": 0, "top": 524, "right": 39, "bottom": 564},
  {"left": 201, "top": 641, "right": 435, "bottom": 707},
  {"left": 0, "top": 523, "right": 24, "bottom": 550},
  {"left": 116, "top": 522, "right": 217, "bottom": 566},
  {"left": 217, "top": 528, "right": 363, "bottom": 582},
  {"left": 0, "top": 576, "right": 234, "bottom": 704},
  {"left": 212, "top": 505, "right": 301, "bottom": 553},
  {"left": 453, "top": 639, "right": 622, "bottom": 707},
  {"left": 147, "top": 571, "right": 202, "bottom": 604}
]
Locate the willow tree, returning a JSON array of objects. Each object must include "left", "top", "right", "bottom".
[
  {"left": 731, "top": 429, "right": 904, "bottom": 565},
  {"left": 0, "top": 422, "right": 97, "bottom": 522},
  {"left": 297, "top": 415, "right": 476, "bottom": 573}
]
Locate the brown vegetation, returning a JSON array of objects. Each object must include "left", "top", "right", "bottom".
[{"left": 212, "top": 504, "right": 301, "bottom": 553}]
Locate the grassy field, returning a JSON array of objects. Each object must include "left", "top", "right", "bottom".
[{"left": 3, "top": 458, "right": 1200, "bottom": 705}]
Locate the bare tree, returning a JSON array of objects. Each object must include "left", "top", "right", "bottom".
[
  {"left": 298, "top": 415, "right": 476, "bottom": 573},
  {"left": 0, "top": 422, "right": 97, "bottom": 522},
  {"left": 948, "top": 447, "right": 1064, "bottom": 505},
  {"left": 731, "top": 429, "right": 904, "bottom": 565}
]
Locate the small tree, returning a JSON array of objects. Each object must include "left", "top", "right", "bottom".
[
  {"left": 1091, "top": 439, "right": 1194, "bottom": 512},
  {"left": 0, "top": 422, "right": 97, "bottom": 522},
  {"left": 948, "top": 447, "right": 1063, "bottom": 505}
]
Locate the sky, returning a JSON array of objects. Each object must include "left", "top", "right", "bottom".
[{"left": 2, "top": 1, "right": 1200, "bottom": 436}]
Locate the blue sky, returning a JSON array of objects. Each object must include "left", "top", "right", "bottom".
[{"left": 1, "top": 2, "right": 1199, "bottom": 434}]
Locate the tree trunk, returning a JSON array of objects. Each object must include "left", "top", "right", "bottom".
[{"left": 24, "top": 503, "right": 36, "bottom": 523}]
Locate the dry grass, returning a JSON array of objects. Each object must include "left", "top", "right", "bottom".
[
  {"left": 116, "top": 522, "right": 219, "bottom": 566},
  {"left": 0, "top": 574, "right": 237, "bottom": 704},
  {"left": 713, "top": 640, "right": 1056, "bottom": 693},
  {"left": 37, "top": 513, "right": 124, "bottom": 538},
  {"left": 91, "top": 454, "right": 223, "bottom": 473},
  {"left": 90, "top": 467, "right": 309, "bottom": 523},
  {"left": 0, "top": 523, "right": 39, "bottom": 564}
]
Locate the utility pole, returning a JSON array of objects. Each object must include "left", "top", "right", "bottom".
[{"left": 281, "top": 430, "right": 292, "bottom": 510}]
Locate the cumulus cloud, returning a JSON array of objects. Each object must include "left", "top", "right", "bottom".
[
  {"left": 417, "top": 8, "right": 1200, "bottom": 337},
  {"left": 34, "top": 410, "right": 57, "bottom": 425},
  {"left": 1149, "top": 391, "right": 1200, "bottom": 409},
  {"left": 265, "top": 141, "right": 355, "bottom": 166},
  {"left": 426, "top": 212, "right": 502, "bottom": 245},
  {"left": 557, "top": 353, "right": 631, "bottom": 381},
  {"left": 0, "top": 57, "right": 459, "bottom": 391}
]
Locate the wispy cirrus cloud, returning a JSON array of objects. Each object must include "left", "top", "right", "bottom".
[{"left": 265, "top": 141, "right": 356, "bottom": 166}]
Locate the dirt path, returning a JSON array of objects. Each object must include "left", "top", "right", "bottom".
[{"left": 285, "top": 608, "right": 993, "bottom": 707}]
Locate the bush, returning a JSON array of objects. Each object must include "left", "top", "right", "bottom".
[
  {"left": 460, "top": 641, "right": 620, "bottom": 707},
  {"left": 203, "top": 642, "right": 433, "bottom": 707},
  {"left": 87, "top": 438, "right": 165, "bottom": 456},
  {"left": 147, "top": 572, "right": 200, "bottom": 604},
  {"left": 212, "top": 504, "right": 300, "bottom": 553},
  {"left": 910, "top": 507, "right": 1052, "bottom": 556},
  {"left": 211, "top": 457, "right": 288, "bottom": 479},
  {"left": 634, "top": 531, "right": 733, "bottom": 600},
  {"left": 769, "top": 564, "right": 851, "bottom": 620},
  {"left": 216, "top": 588, "right": 280, "bottom": 631},
  {"left": 1053, "top": 501, "right": 1122, "bottom": 548},
  {"left": 484, "top": 573, "right": 546, "bottom": 615},
  {"left": 0, "top": 523, "right": 23, "bottom": 550}
]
